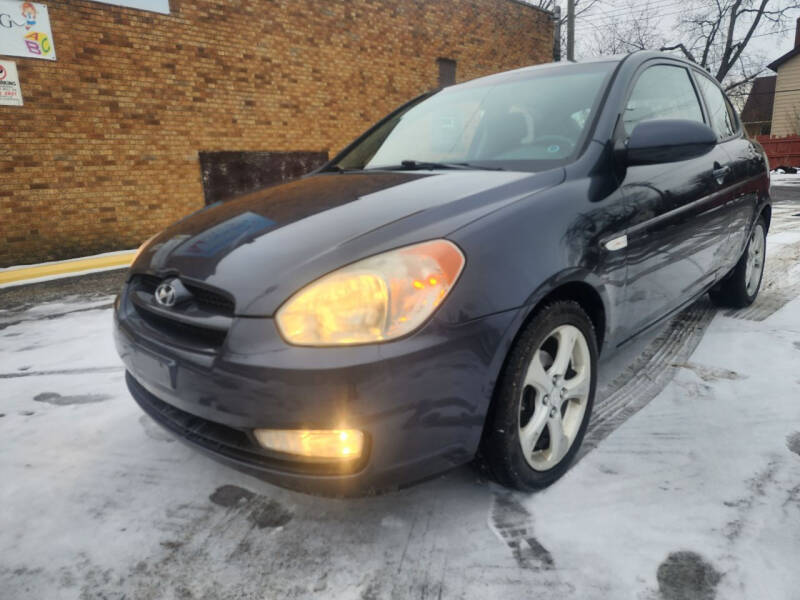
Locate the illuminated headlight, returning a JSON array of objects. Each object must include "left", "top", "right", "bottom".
[
  {"left": 253, "top": 429, "right": 364, "bottom": 459},
  {"left": 275, "top": 239, "right": 465, "bottom": 346}
]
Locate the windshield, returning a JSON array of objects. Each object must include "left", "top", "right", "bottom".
[{"left": 333, "top": 62, "right": 615, "bottom": 172}]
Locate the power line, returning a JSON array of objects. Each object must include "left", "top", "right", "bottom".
[
  {"left": 575, "top": 14, "right": 684, "bottom": 32},
  {"left": 575, "top": 1, "right": 686, "bottom": 21},
  {"left": 574, "top": 8, "right": 699, "bottom": 31},
  {"left": 572, "top": 0, "right": 686, "bottom": 18},
  {"left": 573, "top": 3, "right": 799, "bottom": 32},
  {"left": 576, "top": 15, "right": 793, "bottom": 40},
  {"left": 572, "top": 2, "right": 692, "bottom": 26}
]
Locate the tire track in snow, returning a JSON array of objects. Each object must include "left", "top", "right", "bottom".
[
  {"left": 584, "top": 210, "right": 800, "bottom": 451},
  {"left": 722, "top": 202, "right": 800, "bottom": 321},
  {"left": 488, "top": 299, "right": 717, "bottom": 574},
  {"left": 580, "top": 298, "right": 715, "bottom": 458},
  {"left": 488, "top": 218, "right": 797, "bottom": 573},
  {"left": 722, "top": 237, "right": 800, "bottom": 322}
]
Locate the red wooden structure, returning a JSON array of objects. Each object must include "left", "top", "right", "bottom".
[{"left": 755, "top": 134, "right": 800, "bottom": 168}]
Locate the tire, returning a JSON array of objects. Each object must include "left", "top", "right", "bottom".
[
  {"left": 709, "top": 217, "right": 767, "bottom": 308},
  {"left": 481, "top": 300, "right": 598, "bottom": 491}
]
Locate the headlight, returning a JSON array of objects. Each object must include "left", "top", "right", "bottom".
[{"left": 276, "top": 239, "right": 465, "bottom": 346}]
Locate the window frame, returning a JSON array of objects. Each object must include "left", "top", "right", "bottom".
[
  {"left": 689, "top": 68, "right": 743, "bottom": 142},
  {"left": 620, "top": 61, "right": 709, "bottom": 137}
]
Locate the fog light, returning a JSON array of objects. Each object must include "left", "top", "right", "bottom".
[{"left": 253, "top": 429, "right": 364, "bottom": 460}]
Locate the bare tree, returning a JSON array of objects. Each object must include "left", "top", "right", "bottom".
[
  {"left": 661, "top": 0, "right": 799, "bottom": 98},
  {"left": 589, "top": 0, "right": 666, "bottom": 55},
  {"left": 578, "top": 0, "right": 799, "bottom": 103}
]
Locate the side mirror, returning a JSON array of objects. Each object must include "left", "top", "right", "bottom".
[{"left": 619, "top": 119, "right": 717, "bottom": 166}]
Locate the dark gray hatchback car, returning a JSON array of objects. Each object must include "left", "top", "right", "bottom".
[{"left": 115, "top": 51, "right": 770, "bottom": 495}]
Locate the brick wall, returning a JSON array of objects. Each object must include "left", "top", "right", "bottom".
[{"left": 0, "top": 0, "right": 553, "bottom": 266}]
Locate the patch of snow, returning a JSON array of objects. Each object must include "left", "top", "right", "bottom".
[
  {"left": 768, "top": 230, "right": 800, "bottom": 247},
  {"left": 770, "top": 170, "right": 800, "bottom": 186},
  {"left": 523, "top": 296, "right": 800, "bottom": 599}
]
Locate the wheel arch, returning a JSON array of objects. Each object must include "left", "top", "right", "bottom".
[
  {"left": 477, "top": 275, "right": 608, "bottom": 470},
  {"left": 516, "top": 276, "right": 609, "bottom": 354},
  {"left": 483, "top": 273, "right": 610, "bottom": 419},
  {"left": 541, "top": 282, "right": 605, "bottom": 349}
]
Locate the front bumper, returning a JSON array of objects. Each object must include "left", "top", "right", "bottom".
[{"left": 114, "top": 285, "right": 517, "bottom": 495}]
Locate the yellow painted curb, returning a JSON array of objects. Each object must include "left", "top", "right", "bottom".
[{"left": 0, "top": 252, "right": 135, "bottom": 285}]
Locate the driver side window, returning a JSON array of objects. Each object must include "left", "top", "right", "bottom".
[{"left": 624, "top": 65, "right": 705, "bottom": 135}]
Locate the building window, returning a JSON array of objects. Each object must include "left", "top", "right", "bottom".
[{"left": 437, "top": 58, "right": 456, "bottom": 87}]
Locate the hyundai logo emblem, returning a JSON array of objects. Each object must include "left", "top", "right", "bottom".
[{"left": 154, "top": 282, "right": 177, "bottom": 307}]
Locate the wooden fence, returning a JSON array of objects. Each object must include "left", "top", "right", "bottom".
[{"left": 755, "top": 134, "right": 800, "bottom": 168}]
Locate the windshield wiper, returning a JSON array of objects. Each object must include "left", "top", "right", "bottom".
[{"left": 367, "top": 160, "right": 505, "bottom": 171}]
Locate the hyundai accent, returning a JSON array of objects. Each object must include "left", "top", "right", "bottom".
[{"left": 114, "top": 51, "right": 770, "bottom": 494}]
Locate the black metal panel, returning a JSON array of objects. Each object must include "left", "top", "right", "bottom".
[{"left": 199, "top": 150, "right": 329, "bottom": 205}]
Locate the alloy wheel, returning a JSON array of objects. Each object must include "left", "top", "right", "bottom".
[
  {"left": 745, "top": 223, "right": 765, "bottom": 297},
  {"left": 517, "top": 324, "right": 591, "bottom": 471}
]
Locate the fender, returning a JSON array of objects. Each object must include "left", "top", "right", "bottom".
[{"left": 481, "top": 267, "right": 613, "bottom": 409}]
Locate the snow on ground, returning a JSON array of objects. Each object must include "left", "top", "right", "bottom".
[
  {"left": 523, "top": 296, "right": 800, "bottom": 599},
  {"left": 771, "top": 170, "right": 800, "bottom": 186},
  {"left": 1, "top": 198, "right": 799, "bottom": 599}
]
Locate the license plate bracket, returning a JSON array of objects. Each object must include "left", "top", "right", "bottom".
[{"left": 130, "top": 346, "right": 178, "bottom": 390}]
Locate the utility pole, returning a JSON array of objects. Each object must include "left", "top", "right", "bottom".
[
  {"left": 553, "top": 5, "right": 562, "bottom": 62},
  {"left": 566, "top": 0, "right": 575, "bottom": 62}
]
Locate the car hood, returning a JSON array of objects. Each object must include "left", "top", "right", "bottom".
[{"left": 134, "top": 169, "right": 565, "bottom": 316}]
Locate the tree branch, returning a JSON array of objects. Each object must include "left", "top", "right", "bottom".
[{"left": 660, "top": 43, "right": 698, "bottom": 63}]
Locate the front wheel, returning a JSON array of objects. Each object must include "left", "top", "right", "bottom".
[
  {"left": 481, "top": 300, "right": 597, "bottom": 491},
  {"left": 709, "top": 217, "right": 766, "bottom": 308}
]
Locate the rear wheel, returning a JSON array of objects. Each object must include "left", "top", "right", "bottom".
[
  {"left": 481, "top": 301, "right": 597, "bottom": 491},
  {"left": 709, "top": 218, "right": 766, "bottom": 308}
]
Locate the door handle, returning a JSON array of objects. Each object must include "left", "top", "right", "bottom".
[{"left": 712, "top": 164, "right": 731, "bottom": 184}]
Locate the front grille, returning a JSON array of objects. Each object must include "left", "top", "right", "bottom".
[
  {"left": 134, "top": 274, "right": 234, "bottom": 316},
  {"left": 184, "top": 282, "right": 235, "bottom": 315},
  {"left": 135, "top": 306, "right": 228, "bottom": 347},
  {"left": 136, "top": 274, "right": 161, "bottom": 293},
  {"left": 127, "top": 274, "right": 233, "bottom": 350}
]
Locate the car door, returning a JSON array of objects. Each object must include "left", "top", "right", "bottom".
[
  {"left": 692, "top": 71, "right": 759, "bottom": 270},
  {"left": 616, "top": 63, "right": 732, "bottom": 340}
]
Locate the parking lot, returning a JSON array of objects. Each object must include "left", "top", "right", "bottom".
[{"left": 2, "top": 187, "right": 800, "bottom": 600}]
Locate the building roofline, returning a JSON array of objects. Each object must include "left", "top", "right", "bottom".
[
  {"left": 768, "top": 47, "right": 800, "bottom": 72},
  {"left": 504, "top": 0, "right": 556, "bottom": 18}
]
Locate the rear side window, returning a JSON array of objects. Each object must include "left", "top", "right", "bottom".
[
  {"left": 624, "top": 65, "right": 704, "bottom": 134},
  {"left": 694, "top": 74, "right": 737, "bottom": 139}
]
